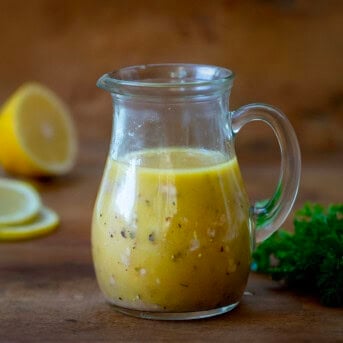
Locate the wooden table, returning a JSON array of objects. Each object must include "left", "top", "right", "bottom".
[{"left": 0, "top": 0, "right": 343, "bottom": 341}]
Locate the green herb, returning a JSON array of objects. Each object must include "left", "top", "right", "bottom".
[{"left": 252, "top": 203, "right": 343, "bottom": 307}]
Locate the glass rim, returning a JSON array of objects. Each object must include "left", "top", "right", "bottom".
[{"left": 97, "top": 63, "right": 235, "bottom": 90}]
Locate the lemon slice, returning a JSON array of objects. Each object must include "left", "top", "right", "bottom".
[
  {"left": 0, "top": 206, "right": 59, "bottom": 241},
  {"left": 0, "top": 178, "right": 41, "bottom": 226},
  {"left": 0, "top": 82, "right": 77, "bottom": 177}
]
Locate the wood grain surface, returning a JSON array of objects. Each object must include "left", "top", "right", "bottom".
[{"left": 0, "top": 0, "right": 342, "bottom": 341}]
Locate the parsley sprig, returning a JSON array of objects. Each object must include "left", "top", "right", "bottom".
[{"left": 252, "top": 203, "right": 343, "bottom": 307}]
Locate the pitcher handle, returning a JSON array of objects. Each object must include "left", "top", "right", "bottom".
[{"left": 231, "top": 103, "right": 301, "bottom": 243}]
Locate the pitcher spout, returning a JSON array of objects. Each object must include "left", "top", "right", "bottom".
[{"left": 96, "top": 74, "right": 112, "bottom": 92}]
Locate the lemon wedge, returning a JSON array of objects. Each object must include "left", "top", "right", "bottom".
[
  {"left": 0, "top": 178, "right": 41, "bottom": 226},
  {"left": 0, "top": 83, "right": 77, "bottom": 177},
  {"left": 0, "top": 206, "right": 59, "bottom": 241}
]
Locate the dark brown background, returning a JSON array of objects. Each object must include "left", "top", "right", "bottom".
[
  {"left": 0, "top": 0, "right": 342, "bottom": 341},
  {"left": 1, "top": 0, "right": 342, "bottom": 160}
]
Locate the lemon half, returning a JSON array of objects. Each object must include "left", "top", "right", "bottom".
[
  {"left": 0, "top": 83, "right": 77, "bottom": 177},
  {"left": 0, "top": 206, "right": 59, "bottom": 241},
  {"left": 0, "top": 178, "right": 41, "bottom": 226}
]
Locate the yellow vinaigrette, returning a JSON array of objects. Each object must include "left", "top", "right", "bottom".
[{"left": 92, "top": 148, "right": 252, "bottom": 312}]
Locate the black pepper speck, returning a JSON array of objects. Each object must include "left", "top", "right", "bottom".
[{"left": 148, "top": 233, "right": 155, "bottom": 242}]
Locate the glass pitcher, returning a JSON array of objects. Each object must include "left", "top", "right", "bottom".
[{"left": 92, "top": 64, "right": 301, "bottom": 320}]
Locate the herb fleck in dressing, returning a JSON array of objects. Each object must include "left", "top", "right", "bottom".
[{"left": 92, "top": 148, "right": 251, "bottom": 312}]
